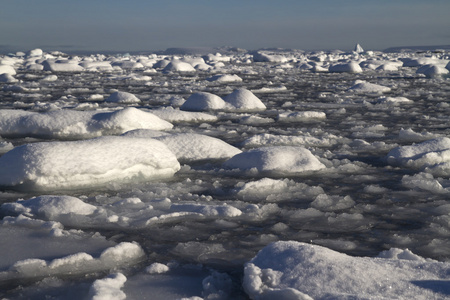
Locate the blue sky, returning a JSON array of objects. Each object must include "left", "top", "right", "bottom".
[{"left": 1, "top": 0, "right": 449, "bottom": 53}]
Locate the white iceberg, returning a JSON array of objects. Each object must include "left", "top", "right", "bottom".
[
  {"left": 0, "top": 136, "right": 181, "bottom": 191},
  {"left": 244, "top": 241, "right": 450, "bottom": 300},
  {"left": 223, "top": 146, "right": 325, "bottom": 174}
]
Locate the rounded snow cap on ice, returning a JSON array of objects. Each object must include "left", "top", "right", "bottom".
[
  {"left": 181, "top": 92, "right": 228, "bottom": 111},
  {"left": 329, "top": 62, "right": 363, "bottom": 73},
  {"left": 416, "top": 64, "right": 449, "bottom": 78},
  {"left": 223, "top": 146, "right": 325, "bottom": 175},
  {"left": 162, "top": 60, "right": 196, "bottom": 72},
  {"left": 223, "top": 88, "right": 266, "bottom": 111},
  {"left": 0, "top": 65, "right": 16, "bottom": 76},
  {"left": 105, "top": 91, "right": 141, "bottom": 103}
]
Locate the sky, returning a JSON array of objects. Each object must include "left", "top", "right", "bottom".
[{"left": 1, "top": 0, "right": 449, "bottom": 54}]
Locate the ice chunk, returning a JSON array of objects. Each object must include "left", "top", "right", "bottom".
[
  {"left": 244, "top": 241, "right": 450, "bottom": 300},
  {"left": 163, "top": 60, "right": 196, "bottom": 72},
  {"left": 0, "top": 64, "right": 17, "bottom": 75},
  {"left": 329, "top": 62, "right": 362, "bottom": 73},
  {"left": 88, "top": 273, "right": 127, "bottom": 300},
  {"left": 278, "top": 111, "right": 326, "bottom": 121},
  {"left": 0, "top": 107, "right": 173, "bottom": 139},
  {"left": 105, "top": 91, "right": 141, "bottom": 103},
  {"left": 223, "top": 146, "right": 325, "bottom": 174},
  {"left": 349, "top": 80, "right": 391, "bottom": 93},
  {"left": 354, "top": 43, "right": 364, "bottom": 53},
  {"left": 416, "top": 64, "right": 449, "bottom": 78},
  {"left": 223, "top": 88, "right": 266, "bottom": 111},
  {"left": 180, "top": 92, "right": 229, "bottom": 111},
  {"left": 253, "top": 52, "right": 289, "bottom": 63},
  {"left": 151, "top": 107, "right": 218, "bottom": 123},
  {"left": 387, "top": 137, "right": 450, "bottom": 170},
  {"left": 0, "top": 136, "right": 180, "bottom": 191},
  {"left": 206, "top": 74, "right": 243, "bottom": 82},
  {"left": 2, "top": 195, "right": 97, "bottom": 218},
  {"left": 42, "top": 60, "right": 84, "bottom": 72}
]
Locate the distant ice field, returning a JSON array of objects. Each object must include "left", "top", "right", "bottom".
[{"left": 0, "top": 47, "right": 449, "bottom": 299}]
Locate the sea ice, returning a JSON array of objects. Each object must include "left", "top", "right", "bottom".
[
  {"left": 0, "top": 136, "right": 181, "bottom": 191},
  {"left": 180, "top": 92, "right": 229, "bottom": 111},
  {"left": 244, "top": 241, "right": 450, "bottom": 300},
  {"left": 105, "top": 91, "right": 141, "bottom": 103},
  {"left": 387, "top": 137, "right": 450, "bottom": 171},
  {"left": 123, "top": 130, "right": 242, "bottom": 163},
  {"left": 223, "top": 146, "right": 326, "bottom": 174},
  {"left": 0, "top": 107, "right": 173, "bottom": 139},
  {"left": 223, "top": 88, "right": 266, "bottom": 111}
]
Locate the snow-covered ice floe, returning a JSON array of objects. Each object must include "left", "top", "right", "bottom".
[
  {"left": 223, "top": 146, "right": 325, "bottom": 175},
  {"left": 0, "top": 107, "right": 173, "bottom": 139},
  {"left": 387, "top": 137, "right": 450, "bottom": 175},
  {"left": 0, "top": 136, "right": 180, "bottom": 191},
  {"left": 244, "top": 241, "right": 450, "bottom": 300}
]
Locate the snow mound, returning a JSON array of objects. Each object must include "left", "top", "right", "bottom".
[
  {"left": 416, "top": 64, "right": 449, "bottom": 78},
  {"left": 0, "top": 65, "right": 16, "bottom": 75},
  {"left": 244, "top": 241, "right": 450, "bottom": 300},
  {"left": 2, "top": 195, "right": 97, "bottom": 218},
  {"left": 223, "top": 88, "right": 266, "bottom": 111},
  {"left": 151, "top": 107, "right": 218, "bottom": 123},
  {"left": 223, "top": 146, "right": 325, "bottom": 174},
  {"left": 123, "top": 130, "right": 242, "bottom": 163},
  {"left": 0, "top": 136, "right": 181, "bottom": 191},
  {"left": 181, "top": 92, "right": 228, "bottom": 111},
  {"left": 105, "top": 91, "right": 141, "bottom": 103},
  {"left": 0, "top": 107, "right": 173, "bottom": 139},
  {"left": 377, "top": 96, "right": 413, "bottom": 105},
  {"left": 163, "top": 60, "right": 196, "bottom": 72},
  {"left": 242, "top": 133, "right": 336, "bottom": 148},
  {"left": 253, "top": 52, "right": 289, "bottom": 63},
  {"left": 387, "top": 137, "right": 450, "bottom": 171},
  {"left": 42, "top": 60, "right": 84, "bottom": 72},
  {"left": 0, "top": 242, "right": 144, "bottom": 282},
  {"left": 349, "top": 80, "right": 391, "bottom": 93},
  {"left": 278, "top": 111, "right": 326, "bottom": 121},
  {"left": 0, "top": 73, "right": 17, "bottom": 83},
  {"left": 88, "top": 273, "right": 127, "bottom": 300},
  {"left": 329, "top": 62, "right": 362, "bottom": 73},
  {"left": 206, "top": 74, "right": 243, "bottom": 83}
]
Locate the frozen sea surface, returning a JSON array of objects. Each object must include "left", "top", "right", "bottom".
[{"left": 0, "top": 48, "right": 449, "bottom": 299}]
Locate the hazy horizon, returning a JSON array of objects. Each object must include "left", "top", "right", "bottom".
[{"left": 1, "top": 0, "right": 449, "bottom": 54}]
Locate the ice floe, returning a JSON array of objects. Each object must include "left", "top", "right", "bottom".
[
  {"left": 123, "top": 130, "right": 242, "bottom": 163},
  {"left": 387, "top": 137, "right": 450, "bottom": 172},
  {"left": 105, "top": 91, "right": 141, "bottom": 103},
  {"left": 223, "top": 146, "right": 325, "bottom": 174},
  {"left": 0, "top": 107, "right": 173, "bottom": 139},
  {"left": 244, "top": 241, "right": 450, "bottom": 300},
  {"left": 223, "top": 88, "right": 266, "bottom": 111},
  {"left": 0, "top": 136, "right": 180, "bottom": 191}
]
